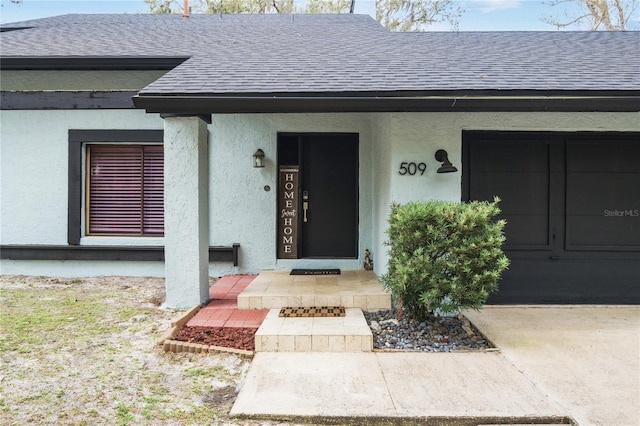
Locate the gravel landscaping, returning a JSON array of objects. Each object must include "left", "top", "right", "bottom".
[
  {"left": 173, "top": 308, "right": 492, "bottom": 353},
  {"left": 364, "top": 309, "right": 492, "bottom": 352}
]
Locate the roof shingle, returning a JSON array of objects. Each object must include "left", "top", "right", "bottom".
[{"left": 1, "top": 13, "right": 638, "bottom": 94}]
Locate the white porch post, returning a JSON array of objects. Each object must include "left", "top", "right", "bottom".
[{"left": 163, "top": 116, "right": 209, "bottom": 308}]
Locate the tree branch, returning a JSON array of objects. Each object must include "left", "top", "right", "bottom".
[{"left": 543, "top": 0, "right": 636, "bottom": 30}]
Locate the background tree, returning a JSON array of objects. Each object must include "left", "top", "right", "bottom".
[
  {"left": 145, "top": 0, "right": 293, "bottom": 14},
  {"left": 144, "top": 0, "right": 462, "bottom": 30},
  {"left": 376, "top": 0, "right": 461, "bottom": 31},
  {"left": 543, "top": 0, "right": 639, "bottom": 30},
  {"left": 304, "top": 0, "right": 351, "bottom": 14}
]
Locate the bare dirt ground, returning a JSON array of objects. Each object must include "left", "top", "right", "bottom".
[{"left": 0, "top": 275, "right": 287, "bottom": 426}]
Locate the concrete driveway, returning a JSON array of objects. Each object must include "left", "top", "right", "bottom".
[
  {"left": 465, "top": 306, "right": 640, "bottom": 426},
  {"left": 232, "top": 306, "right": 639, "bottom": 425}
]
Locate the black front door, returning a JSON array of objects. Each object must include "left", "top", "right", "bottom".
[
  {"left": 464, "top": 132, "right": 640, "bottom": 304},
  {"left": 278, "top": 133, "right": 359, "bottom": 259}
]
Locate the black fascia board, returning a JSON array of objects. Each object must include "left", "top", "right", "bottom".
[
  {"left": 0, "top": 56, "right": 189, "bottom": 70},
  {"left": 133, "top": 90, "right": 640, "bottom": 113},
  {"left": 0, "top": 26, "right": 34, "bottom": 32}
]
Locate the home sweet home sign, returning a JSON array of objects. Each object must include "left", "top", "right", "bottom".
[{"left": 278, "top": 166, "right": 299, "bottom": 258}]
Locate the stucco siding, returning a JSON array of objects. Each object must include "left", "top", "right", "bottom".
[
  {"left": 386, "top": 111, "right": 640, "bottom": 204},
  {"left": 209, "top": 111, "right": 640, "bottom": 276},
  {"left": 1, "top": 110, "right": 163, "bottom": 245},
  {"left": 208, "top": 113, "right": 375, "bottom": 273},
  {"left": 0, "top": 109, "right": 164, "bottom": 276},
  {"left": 371, "top": 113, "right": 393, "bottom": 276},
  {"left": 373, "top": 111, "right": 640, "bottom": 273},
  {"left": 0, "top": 259, "right": 165, "bottom": 277},
  {"left": 2, "top": 109, "right": 638, "bottom": 278},
  {"left": 163, "top": 116, "right": 210, "bottom": 307},
  {"left": 1, "top": 71, "right": 168, "bottom": 91}
]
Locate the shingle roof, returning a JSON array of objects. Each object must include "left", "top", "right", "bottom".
[{"left": 1, "top": 13, "right": 639, "bottom": 97}]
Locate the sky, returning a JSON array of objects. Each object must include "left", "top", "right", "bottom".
[{"left": 1, "top": 0, "right": 638, "bottom": 30}]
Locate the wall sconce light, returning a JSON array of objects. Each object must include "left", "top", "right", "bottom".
[
  {"left": 252, "top": 149, "right": 265, "bottom": 168},
  {"left": 435, "top": 149, "right": 458, "bottom": 173}
]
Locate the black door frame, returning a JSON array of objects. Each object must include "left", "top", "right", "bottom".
[{"left": 277, "top": 132, "right": 360, "bottom": 259}]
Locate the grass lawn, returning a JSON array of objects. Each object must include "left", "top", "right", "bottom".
[{"left": 0, "top": 275, "right": 251, "bottom": 425}]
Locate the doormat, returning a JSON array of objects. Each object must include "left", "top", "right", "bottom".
[
  {"left": 290, "top": 269, "right": 341, "bottom": 275},
  {"left": 279, "top": 306, "right": 346, "bottom": 317}
]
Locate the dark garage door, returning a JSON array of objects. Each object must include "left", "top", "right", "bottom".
[{"left": 463, "top": 132, "right": 640, "bottom": 304}]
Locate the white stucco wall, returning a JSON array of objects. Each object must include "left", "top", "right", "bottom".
[
  {"left": 0, "top": 109, "right": 164, "bottom": 276},
  {"left": 208, "top": 113, "right": 375, "bottom": 274},
  {"left": 0, "top": 109, "right": 163, "bottom": 245},
  {"left": 163, "top": 117, "right": 209, "bottom": 308},
  {"left": 0, "top": 259, "right": 165, "bottom": 277},
  {"left": 386, "top": 111, "right": 640, "bottom": 203},
  {"left": 2, "top": 108, "right": 638, "bottom": 278},
  {"left": 371, "top": 113, "right": 393, "bottom": 276},
  {"left": 209, "top": 110, "right": 639, "bottom": 276},
  {"left": 1, "top": 71, "right": 168, "bottom": 91},
  {"left": 372, "top": 111, "right": 640, "bottom": 273}
]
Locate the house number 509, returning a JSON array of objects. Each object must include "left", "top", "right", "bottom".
[{"left": 398, "top": 162, "right": 427, "bottom": 175}]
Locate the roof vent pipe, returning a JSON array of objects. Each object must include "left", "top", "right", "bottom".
[
  {"left": 183, "top": 0, "right": 189, "bottom": 18},
  {"left": 350, "top": 0, "right": 355, "bottom": 13}
]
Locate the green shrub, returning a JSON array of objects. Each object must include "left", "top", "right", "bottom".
[{"left": 381, "top": 198, "right": 509, "bottom": 319}]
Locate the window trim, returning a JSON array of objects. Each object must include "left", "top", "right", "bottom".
[
  {"left": 0, "top": 244, "right": 241, "bottom": 266},
  {"left": 68, "top": 130, "right": 164, "bottom": 245}
]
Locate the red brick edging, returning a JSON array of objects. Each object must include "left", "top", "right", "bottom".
[{"left": 161, "top": 339, "right": 253, "bottom": 358}]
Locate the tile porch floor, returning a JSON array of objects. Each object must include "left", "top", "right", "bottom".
[
  {"left": 237, "top": 270, "right": 391, "bottom": 311},
  {"left": 186, "top": 270, "right": 392, "bottom": 352}
]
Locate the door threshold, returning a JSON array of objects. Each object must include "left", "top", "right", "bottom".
[{"left": 290, "top": 269, "right": 341, "bottom": 275}]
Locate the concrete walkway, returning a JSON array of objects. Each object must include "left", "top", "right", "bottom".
[{"left": 231, "top": 306, "right": 640, "bottom": 425}]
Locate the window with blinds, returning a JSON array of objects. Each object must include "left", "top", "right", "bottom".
[{"left": 87, "top": 145, "right": 164, "bottom": 236}]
